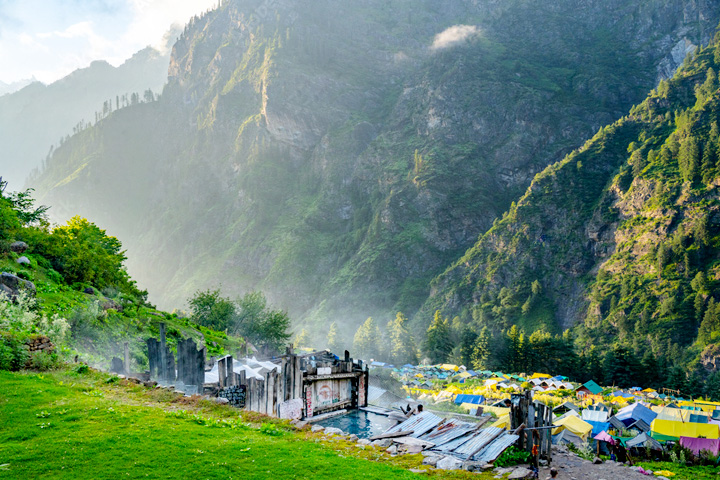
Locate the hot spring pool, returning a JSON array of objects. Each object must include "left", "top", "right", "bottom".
[{"left": 312, "top": 410, "right": 397, "bottom": 438}]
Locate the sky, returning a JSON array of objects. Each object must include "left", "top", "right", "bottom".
[{"left": 0, "top": 0, "right": 219, "bottom": 85}]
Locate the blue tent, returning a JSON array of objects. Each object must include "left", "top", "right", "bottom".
[
  {"left": 454, "top": 394, "right": 485, "bottom": 405},
  {"left": 586, "top": 420, "right": 612, "bottom": 437},
  {"left": 615, "top": 403, "right": 657, "bottom": 427}
]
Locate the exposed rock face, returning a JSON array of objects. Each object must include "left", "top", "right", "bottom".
[
  {"left": 30, "top": 0, "right": 720, "bottom": 338},
  {"left": 0, "top": 272, "right": 36, "bottom": 298},
  {"left": 701, "top": 345, "right": 720, "bottom": 373},
  {"left": 9, "top": 241, "right": 28, "bottom": 253}
]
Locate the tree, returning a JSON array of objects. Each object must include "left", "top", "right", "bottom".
[
  {"left": 678, "top": 136, "right": 700, "bottom": 182},
  {"left": 471, "top": 327, "right": 491, "bottom": 371},
  {"left": 424, "top": 311, "right": 453, "bottom": 363},
  {"left": 353, "top": 317, "right": 381, "bottom": 360},
  {"left": 188, "top": 289, "right": 236, "bottom": 331},
  {"left": 294, "top": 328, "right": 310, "bottom": 349},
  {"left": 503, "top": 325, "right": 526, "bottom": 373},
  {"left": 388, "top": 312, "right": 417, "bottom": 365},
  {"left": 326, "top": 322, "right": 340, "bottom": 353},
  {"left": 698, "top": 298, "right": 719, "bottom": 345},
  {"left": 234, "top": 291, "right": 291, "bottom": 354}
]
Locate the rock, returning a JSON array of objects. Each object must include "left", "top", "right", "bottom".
[
  {"left": 324, "top": 427, "right": 344, "bottom": 435},
  {"left": 311, "top": 425, "right": 325, "bottom": 433},
  {"left": 101, "top": 299, "right": 123, "bottom": 312},
  {"left": 214, "top": 396, "right": 229, "bottom": 404},
  {"left": 539, "top": 459, "right": 549, "bottom": 467},
  {"left": 436, "top": 456, "right": 463, "bottom": 470},
  {"left": 9, "top": 241, "right": 28, "bottom": 253},
  {"left": 593, "top": 456, "right": 603, "bottom": 464},
  {"left": 0, "top": 272, "right": 35, "bottom": 297},
  {"left": 357, "top": 439, "right": 371, "bottom": 446},
  {"left": 408, "top": 469, "right": 426, "bottom": 474},
  {"left": 386, "top": 445, "right": 398, "bottom": 455},
  {"left": 422, "top": 456, "right": 439, "bottom": 467},
  {"left": 16, "top": 256, "right": 30, "bottom": 265},
  {"left": 84, "top": 287, "right": 95, "bottom": 295},
  {"left": 348, "top": 434, "right": 358, "bottom": 442},
  {"left": 508, "top": 467, "right": 534, "bottom": 479},
  {"left": 462, "top": 460, "right": 489, "bottom": 472},
  {"left": 494, "top": 467, "right": 516, "bottom": 475},
  {"left": 371, "top": 438, "right": 393, "bottom": 448}
]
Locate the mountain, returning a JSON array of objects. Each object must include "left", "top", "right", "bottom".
[
  {"left": 422, "top": 35, "right": 720, "bottom": 374},
  {"left": 30, "top": 0, "right": 720, "bottom": 344},
  {"left": 0, "top": 78, "right": 35, "bottom": 97},
  {"left": 0, "top": 41, "right": 174, "bottom": 190}
]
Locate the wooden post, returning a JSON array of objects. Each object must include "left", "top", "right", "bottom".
[
  {"left": 123, "top": 342, "right": 130, "bottom": 375},
  {"left": 159, "top": 323, "right": 167, "bottom": 382},
  {"left": 218, "top": 356, "right": 227, "bottom": 389}
]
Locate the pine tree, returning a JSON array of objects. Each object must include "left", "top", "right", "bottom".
[
  {"left": 294, "top": 328, "right": 310, "bottom": 349},
  {"left": 388, "top": 312, "right": 418, "bottom": 365},
  {"left": 326, "top": 322, "right": 340, "bottom": 353},
  {"left": 698, "top": 298, "right": 719, "bottom": 345},
  {"left": 353, "top": 317, "right": 381, "bottom": 360},
  {"left": 678, "top": 136, "right": 700, "bottom": 182},
  {"left": 424, "top": 311, "right": 453, "bottom": 363},
  {"left": 471, "top": 327, "right": 491, "bottom": 371}
]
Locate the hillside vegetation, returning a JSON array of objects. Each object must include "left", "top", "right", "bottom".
[
  {"left": 0, "top": 180, "right": 242, "bottom": 371},
  {"left": 420, "top": 31, "right": 720, "bottom": 397}
]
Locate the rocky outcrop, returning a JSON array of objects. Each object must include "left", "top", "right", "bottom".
[
  {"left": 0, "top": 272, "right": 36, "bottom": 299},
  {"left": 701, "top": 345, "right": 720, "bottom": 373}
]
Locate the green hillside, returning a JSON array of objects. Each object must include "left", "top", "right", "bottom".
[
  {"left": 0, "top": 180, "right": 241, "bottom": 371},
  {"left": 420, "top": 32, "right": 720, "bottom": 395}
]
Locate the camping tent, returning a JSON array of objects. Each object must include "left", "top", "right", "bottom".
[
  {"left": 582, "top": 409, "right": 609, "bottom": 423},
  {"left": 626, "top": 432, "right": 663, "bottom": 451},
  {"left": 576, "top": 380, "right": 603, "bottom": 396},
  {"left": 552, "top": 415, "right": 593, "bottom": 440},
  {"left": 650, "top": 419, "right": 720, "bottom": 441},
  {"left": 454, "top": 394, "right": 484, "bottom": 405},
  {"left": 615, "top": 403, "right": 657, "bottom": 427}
]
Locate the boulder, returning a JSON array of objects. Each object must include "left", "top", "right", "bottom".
[
  {"left": 84, "top": 287, "right": 95, "bottom": 295},
  {"left": 371, "top": 438, "right": 393, "bottom": 448},
  {"left": 593, "top": 456, "right": 603, "bottom": 464},
  {"left": 311, "top": 425, "right": 325, "bottom": 433},
  {"left": 324, "top": 427, "right": 344, "bottom": 435},
  {"left": 9, "top": 241, "right": 28, "bottom": 253},
  {"left": 214, "top": 396, "right": 229, "bottom": 404},
  {"left": 16, "top": 256, "right": 30, "bottom": 265},
  {"left": 462, "top": 460, "right": 490, "bottom": 472},
  {"left": 436, "top": 456, "right": 463, "bottom": 470},
  {"left": 348, "top": 434, "right": 359, "bottom": 442},
  {"left": 385, "top": 445, "right": 398, "bottom": 455},
  {"left": 0, "top": 272, "right": 36, "bottom": 297},
  {"left": 422, "top": 455, "right": 439, "bottom": 467},
  {"left": 508, "top": 467, "right": 535, "bottom": 479},
  {"left": 101, "top": 299, "right": 123, "bottom": 312},
  {"left": 357, "top": 439, "right": 371, "bottom": 446}
]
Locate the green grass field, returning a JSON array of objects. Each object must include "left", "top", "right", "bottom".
[{"left": 0, "top": 368, "right": 486, "bottom": 480}]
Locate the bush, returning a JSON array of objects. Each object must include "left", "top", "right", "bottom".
[
  {"left": 0, "top": 334, "right": 29, "bottom": 371},
  {"left": 495, "top": 446, "right": 532, "bottom": 467},
  {"left": 27, "top": 350, "right": 60, "bottom": 371}
]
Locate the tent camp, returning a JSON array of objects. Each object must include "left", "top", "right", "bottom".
[{"left": 575, "top": 380, "right": 603, "bottom": 397}]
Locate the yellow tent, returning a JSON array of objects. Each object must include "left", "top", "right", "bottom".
[
  {"left": 457, "top": 371, "right": 472, "bottom": 379},
  {"left": 445, "top": 386, "right": 463, "bottom": 394},
  {"left": 552, "top": 415, "right": 593, "bottom": 439},
  {"left": 641, "top": 388, "right": 656, "bottom": 393},
  {"left": 483, "top": 405, "right": 511, "bottom": 417},
  {"left": 441, "top": 364, "right": 460, "bottom": 372},
  {"left": 650, "top": 419, "right": 720, "bottom": 440},
  {"left": 531, "top": 373, "right": 552, "bottom": 379},
  {"left": 492, "top": 414, "right": 510, "bottom": 429}
]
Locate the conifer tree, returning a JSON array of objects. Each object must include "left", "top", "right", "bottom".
[
  {"left": 353, "top": 317, "right": 381, "bottom": 360},
  {"left": 698, "top": 298, "right": 719, "bottom": 345},
  {"left": 471, "top": 327, "right": 491, "bottom": 371},
  {"left": 326, "top": 322, "right": 340, "bottom": 353},
  {"left": 388, "top": 312, "right": 418, "bottom": 365},
  {"left": 424, "top": 310, "right": 453, "bottom": 363}
]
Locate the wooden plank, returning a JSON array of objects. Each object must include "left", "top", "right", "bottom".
[
  {"left": 368, "top": 430, "right": 414, "bottom": 441},
  {"left": 304, "top": 372, "right": 361, "bottom": 381}
]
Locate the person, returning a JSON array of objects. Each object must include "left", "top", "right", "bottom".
[{"left": 545, "top": 467, "right": 558, "bottom": 479}]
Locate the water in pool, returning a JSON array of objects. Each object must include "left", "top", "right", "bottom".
[{"left": 313, "top": 410, "right": 397, "bottom": 438}]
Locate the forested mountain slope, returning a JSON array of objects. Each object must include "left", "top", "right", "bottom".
[
  {"left": 30, "top": 0, "right": 719, "bottom": 343},
  {"left": 0, "top": 43, "right": 172, "bottom": 190},
  {"left": 422, "top": 35, "right": 720, "bottom": 379}
]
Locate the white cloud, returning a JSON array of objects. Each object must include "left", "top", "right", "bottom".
[
  {"left": 0, "top": 0, "right": 218, "bottom": 84},
  {"left": 431, "top": 25, "right": 481, "bottom": 51}
]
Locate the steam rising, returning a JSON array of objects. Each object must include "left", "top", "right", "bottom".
[{"left": 431, "top": 25, "right": 480, "bottom": 50}]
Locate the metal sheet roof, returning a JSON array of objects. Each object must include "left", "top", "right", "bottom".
[
  {"left": 474, "top": 433, "right": 520, "bottom": 462},
  {"left": 419, "top": 419, "right": 477, "bottom": 445},
  {"left": 452, "top": 427, "right": 504, "bottom": 458},
  {"left": 384, "top": 411, "right": 443, "bottom": 437}
]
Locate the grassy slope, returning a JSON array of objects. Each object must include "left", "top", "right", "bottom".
[{"left": 0, "top": 368, "right": 486, "bottom": 480}]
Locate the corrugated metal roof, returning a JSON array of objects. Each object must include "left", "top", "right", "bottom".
[
  {"left": 384, "top": 411, "right": 443, "bottom": 437},
  {"left": 452, "top": 427, "right": 504, "bottom": 458},
  {"left": 474, "top": 433, "right": 520, "bottom": 462},
  {"left": 430, "top": 430, "right": 478, "bottom": 453},
  {"left": 367, "top": 385, "right": 386, "bottom": 403},
  {"left": 419, "top": 419, "right": 477, "bottom": 445}
]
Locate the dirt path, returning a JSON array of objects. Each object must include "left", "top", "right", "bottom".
[{"left": 535, "top": 448, "right": 667, "bottom": 480}]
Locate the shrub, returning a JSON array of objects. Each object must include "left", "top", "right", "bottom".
[
  {"left": 495, "top": 446, "right": 532, "bottom": 467},
  {"left": 0, "top": 334, "right": 29, "bottom": 371},
  {"left": 27, "top": 350, "right": 60, "bottom": 371}
]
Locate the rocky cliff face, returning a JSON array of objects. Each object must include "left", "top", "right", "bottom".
[{"left": 31, "top": 0, "right": 720, "bottom": 342}]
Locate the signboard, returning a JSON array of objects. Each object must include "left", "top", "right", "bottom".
[
  {"left": 279, "top": 398, "right": 303, "bottom": 420},
  {"left": 310, "top": 379, "right": 351, "bottom": 412},
  {"left": 306, "top": 387, "right": 313, "bottom": 418}
]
